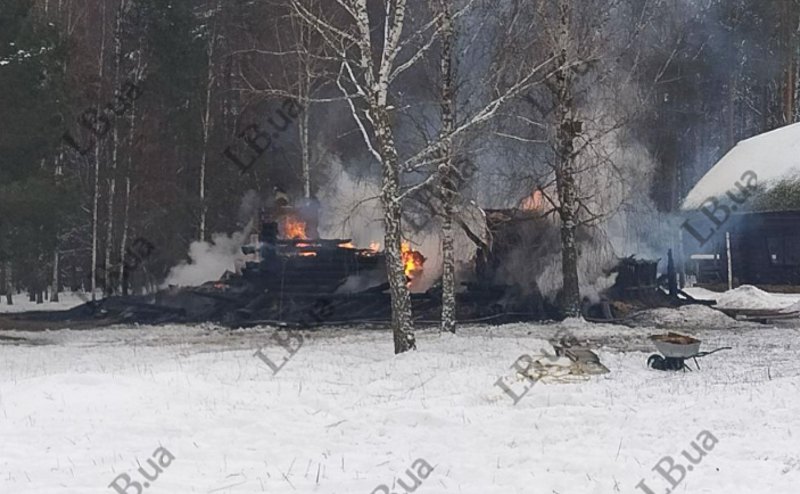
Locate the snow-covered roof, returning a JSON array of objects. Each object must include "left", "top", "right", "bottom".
[{"left": 682, "top": 122, "right": 800, "bottom": 210}]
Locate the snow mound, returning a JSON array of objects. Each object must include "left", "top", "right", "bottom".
[
  {"left": 778, "top": 299, "right": 800, "bottom": 314},
  {"left": 630, "top": 304, "right": 737, "bottom": 329},
  {"left": 714, "top": 285, "right": 794, "bottom": 310}
]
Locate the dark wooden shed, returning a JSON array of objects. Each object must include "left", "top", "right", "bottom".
[{"left": 689, "top": 210, "right": 800, "bottom": 286}]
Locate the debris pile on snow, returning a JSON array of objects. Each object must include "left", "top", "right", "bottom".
[
  {"left": 629, "top": 304, "right": 738, "bottom": 329},
  {"left": 714, "top": 285, "right": 795, "bottom": 310},
  {"left": 509, "top": 351, "right": 593, "bottom": 385}
]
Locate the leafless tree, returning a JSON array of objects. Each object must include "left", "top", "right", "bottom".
[
  {"left": 433, "top": 0, "right": 457, "bottom": 333},
  {"left": 492, "top": 0, "right": 656, "bottom": 316},
  {"left": 287, "top": 0, "right": 561, "bottom": 349},
  {"left": 234, "top": 1, "right": 335, "bottom": 200}
]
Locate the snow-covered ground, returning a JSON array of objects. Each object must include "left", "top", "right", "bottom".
[
  {"left": 1, "top": 318, "right": 799, "bottom": 494},
  {"left": 0, "top": 291, "right": 90, "bottom": 313}
]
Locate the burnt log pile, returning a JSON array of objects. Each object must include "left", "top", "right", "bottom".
[
  {"left": 8, "top": 229, "right": 534, "bottom": 329},
  {"left": 4, "top": 214, "right": 720, "bottom": 329},
  {"left": 584, "top": 252, "right": 716, "bottom": 322}
]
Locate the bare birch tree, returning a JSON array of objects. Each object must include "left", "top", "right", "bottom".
[
  {"left": 551, "top": 0, "right": 581, "bottom": 317},
  {"left": 103, "top": 0, "right": 126, "bottom": 296},
  {"left": 4, "top": 262, "right": 12, "bottom": 305},
  {"left": 289, "top": 0, "right": 559, "bottom": 349},
  {"left": 434, "top": 0, "right": 457, "bottom": 333},
  {"left": 287, "top": 0, "right": 442, "bottom": 353},
  {"left": 118, "top": 13, "right": 147, "bottom": 295},
  {"left": 235, "top": 2, "right": 333, "bottom": 200},
  {"left": 90, "top": 2, "right": 107, "bottom": 301},
  {"left": 197, "top": 1, "right": 223, "bottom": 242},
  {"left": 494, "top": 0, "right": 656, "bottom": 317}
]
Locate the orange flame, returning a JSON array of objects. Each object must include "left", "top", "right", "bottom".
[
  {"left": 357, "top": 241, "right": 382, "bottom": 258},
  {"left": 521, "top": 189, "right": 544, "bottom": 211},
  {"left": 401, "top": 242, "right": 425, "bottom": 280},
  {"left": 283, "top": 216, "right": 307, "bottom": 239}
]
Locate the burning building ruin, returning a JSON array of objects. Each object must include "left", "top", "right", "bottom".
[{"left": 5, "top": 177, "right": 698, "bottom": 330}]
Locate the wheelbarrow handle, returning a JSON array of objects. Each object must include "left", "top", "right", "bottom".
[{"left": 691, "top": 346, "right": 733, "bottom": 358}]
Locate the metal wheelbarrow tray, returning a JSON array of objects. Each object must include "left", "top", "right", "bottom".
[{"left": 647, "top": 332, "right": 731, "bottom": 371}]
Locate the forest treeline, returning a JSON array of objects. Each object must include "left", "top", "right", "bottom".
[{"left": 1, "top": 0, "right": 799, "bottom": 348}]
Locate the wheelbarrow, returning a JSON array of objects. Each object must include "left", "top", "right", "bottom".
[{"left": 647, "top": 332, "right": 731, "bottom": 372}]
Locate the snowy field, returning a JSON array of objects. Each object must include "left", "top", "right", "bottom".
[
  {"left": 1, "top": 316, "right": 800, "bottom": 493},
  {"left": 0, "top": 291, "right": 90, "bottom": 313}
]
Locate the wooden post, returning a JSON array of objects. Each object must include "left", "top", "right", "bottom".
[
  {"left": 726, "top": 232, "right": 733, "bottom": 291},
  {"left": 667, "top": 248, "right": 678, "bottom": 297},
  {"left": 677, "top": 228, "right": 686, "bottom": 288}
]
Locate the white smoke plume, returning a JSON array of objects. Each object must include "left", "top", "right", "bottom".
[
  {"left": 162, "top": 226, "right": 253, "bottom": 288},
  {"left": 317, "top": 157, "right": 384, "bottom": 246},
  {"left": 316, "top": 157, "right": 483, "bottom": 293},
  {"left": 161, "top": 190, "right": 265, "bottom": 288}
]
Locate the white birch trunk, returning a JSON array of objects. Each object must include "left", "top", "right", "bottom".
[
  {"left": 119, "top": 30, "right": 145, "bottom": 295},
  {"left": 375, "top": 111, "right": 416, "bottom": 353},
  {"left": 119, "top": 177, "right": 131, "bottom": 294},
  {"left": 436, "top": 0, "right": 457, "bottom": 333},
  {"left": 299, "top": 24, "right": 312, "bottom": 199},
  {"left": 91, "top": 2, "right": 108, "bottom": 301},
  {"left": 199, "top": 36, "right": 215, "bottom": 242},
  {"left": 336, "top": 0, "right": 416, "bottom": 353},
  {"left": 51, "top": 134, "right": 64, "bottom": 303},
  {"left": 554, "top": 0, "right": 581, "bottom": 317},
  {"left": 103, "top": 0, "right": 124, "bottom": 295},
  {"left": 300, "top": 90, "right": 311, "bottom": 199},
  {"left": 51, "top": 250, "right": 60, "bottom": 302},
  {"left": 366, "top": 0, "right": 416, "bottom": 353},
  {"left": 4, "top": 262, "right": 12, "bottom": 305}
]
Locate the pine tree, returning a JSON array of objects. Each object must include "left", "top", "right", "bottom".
[{"left": 0, "top": 0, "right": 72, "bottom": 303}]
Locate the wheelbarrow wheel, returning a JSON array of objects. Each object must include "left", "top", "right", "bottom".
[{"left": 647, "top": 354, "right": 666, "bottom": 370}]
